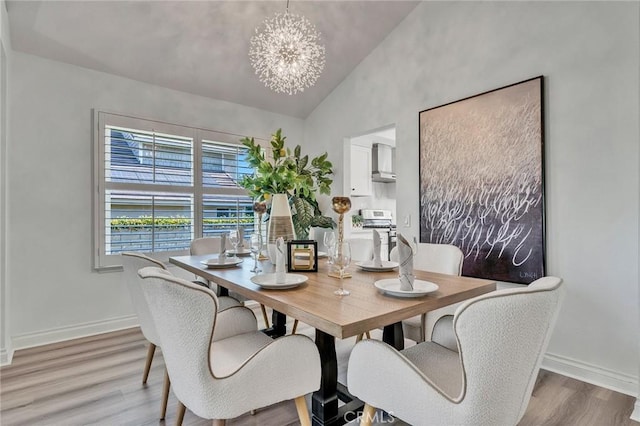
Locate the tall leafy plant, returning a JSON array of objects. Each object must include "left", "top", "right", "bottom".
[{"left": 239, "top": 129, "right": 335, "bottom": 239}]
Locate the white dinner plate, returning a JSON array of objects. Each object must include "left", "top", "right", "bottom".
[
  {"left": 317, "top": 251, "right": 328, "bottom": 258},
  {"left": 250, "top": 273, "right": 309, "bottom": 289},
  {"left": 374, "top": 279, "right": 439, "bottom": 298},
  {"left": 200, "top": 257, "right": 243, "bottom": 268},
  {"left": 355, "top": 260, "right": 399, "bottom": 272},
  {"left": 226, "top": 248, "right": 252, "bottom": 256}
]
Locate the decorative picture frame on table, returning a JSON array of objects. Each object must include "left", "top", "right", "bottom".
[
  {"left": 418, "top": 76, "right": 545, "bottom": 284},
  {"left": 287, "top": 240, "right": 318, "bottom": 272}
]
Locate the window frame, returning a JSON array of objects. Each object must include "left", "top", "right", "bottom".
[{"left": 93, "top": 110, "right": 262, "bottom": 270}]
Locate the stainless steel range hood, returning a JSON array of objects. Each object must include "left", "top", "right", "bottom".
[{"left": 372, "top": 143, "right": 396, "bottom": 182}]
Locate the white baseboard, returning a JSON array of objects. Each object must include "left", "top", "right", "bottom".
[
  {"left": 631, "top": 399, "right": 640, "bottom": 422},
  {"left": 0, "top": 346, "right": 14, "bottom": 366},
  {"left": 542, "top": 352, "right": 638, "bottom": 397},
  {"left": 10, "top": 315, "right": 139, "bottom": 354}
]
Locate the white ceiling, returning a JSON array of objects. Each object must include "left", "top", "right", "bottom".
[{"left": 6, "top": 1, "right": 419, "bottom": 118}]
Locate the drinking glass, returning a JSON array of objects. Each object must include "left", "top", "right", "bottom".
[
  {"left": 323, "top": 231, "right": 336, "bottom": 254},
  {"left": 250, "top": 234, "right": 262, "bottom": 273},
  {"left": 228, "top": 230, "right": 239, "bottom": 257},
  {"left": 333, "top": 241, "right": 351, "bottom": 296},
  {"left": 325, "top": 243, "right": 335, "bottom": 276}
]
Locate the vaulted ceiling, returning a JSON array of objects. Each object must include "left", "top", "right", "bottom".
[{"left": 7, "top": 1, "right": 419, "bottom": 118}]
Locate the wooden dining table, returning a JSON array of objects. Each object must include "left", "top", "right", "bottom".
[{"left": 169, "top": 254, "right": 496, "bottom": 426}]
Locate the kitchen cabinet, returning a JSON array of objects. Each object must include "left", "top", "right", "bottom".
[{"left": 350, "top": 144, "right": 372, "bottom": 196}]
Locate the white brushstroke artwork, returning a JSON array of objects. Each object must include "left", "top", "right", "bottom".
[{"left": 419, "top": 77, "right": 545, "bottom": 284}]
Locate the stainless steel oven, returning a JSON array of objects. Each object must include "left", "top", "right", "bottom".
[
  {"left": 361, "top": 209, "right": 396, "bottom": 257},
  {"left": 388, "top": 227, "right": 397, "bottom": 256}
]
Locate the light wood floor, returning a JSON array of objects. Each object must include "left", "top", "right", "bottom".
[{"left": 1, "top": 317, "right": 637, "bottom": 426}]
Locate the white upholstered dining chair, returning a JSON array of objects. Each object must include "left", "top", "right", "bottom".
[
  {"left": 190, "top": 236, "right": 271, "bottom": 329},
  {"left": 137, "top": 266, "right": 321, "bottom": 426},
  {"left": 346, "top": 238, "right": 374, "bottom": 262},
  {"left": 120, "top": 252, "right": 240, "bottom": 421},
  {"left": 347, "top": 276, "right": 564, "bottom": 426},
  {"left": 389, "top": 242, "right": 464, "bottom": 342}
]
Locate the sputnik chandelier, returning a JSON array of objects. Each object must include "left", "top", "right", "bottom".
[{"left": 249, "top": 0, "right": 325, "bottom": 95}]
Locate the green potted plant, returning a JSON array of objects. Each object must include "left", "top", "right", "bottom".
[
  {"left": 239, "top": 129, "right": 335, "bottom": 239},
  {"left": 351, "top": 214, "right": 364, "bottom": 229}
]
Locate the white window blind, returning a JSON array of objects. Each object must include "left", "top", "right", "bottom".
[{"left": 94, "top": 111, "right": 261, "bottom": 270}]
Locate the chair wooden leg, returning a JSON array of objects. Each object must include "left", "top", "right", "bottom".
[
  {"left": 160, "top": 367, "right": 170, "bottom": 419},
  {"left": 260, "top": 304, "right": 270, "bottom": 328},
  {"left": 360, "top": 404, "right": 377, "bottom": 426},
  {"left": 420, "top": 313, "right": 427, "bottom": 343},
  {"left": 212, "top": 420, "right": 226, "bottom": 426},
  {"left": 292, "top": 319, "right": 299, "bottom": 334},
  {"left": 365, "top": 331, "right": 371, "bottom": 339},
  {"left": 175, "top": 401, "right": 186, "bottom": 426},
  {"left": 356, "top": 333, "right": 364, "bottom": 343},
  {"left": 294, "top": 396, "right": 311, "bottom": 426},
  {"left": 142, "top": 343, "right": 156, "bottom": 384}
]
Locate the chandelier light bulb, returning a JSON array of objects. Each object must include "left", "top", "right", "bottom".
[{"left": 249, "top": 9, "right": 326, "bottom": 95}]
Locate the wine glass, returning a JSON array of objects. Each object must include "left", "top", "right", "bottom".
[
  {"left": 333, "top": 241, "right": 351, "bottom": 296},
  {"left": 228, "top": 230, "right": 239, "bottom": 257},
  {"left": 323, "top": 231, "right": 336, "bottom": 254},
  {"left": 250, "top": 234, "right": 262, "bottom": 273}
]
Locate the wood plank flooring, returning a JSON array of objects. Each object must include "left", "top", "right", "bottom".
[{"left": 1, "top": 312, "right": 637, "bottom": 426}]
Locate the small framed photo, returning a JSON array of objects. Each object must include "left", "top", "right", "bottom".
[{"left": 287, "top": 240, "right": 318, "bottom": 272}]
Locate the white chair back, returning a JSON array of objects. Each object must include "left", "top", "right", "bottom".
[
  {"left": 346, "top": 238, "right": 374, "bottom": 262},
  {"left": 454, "top": 276, "right": 563, "bottom": 423},
  {"left": 121, "top": 252, "right": 167, "bottom": 345},
  {"left": 137, "top": 267, "right": 220, "bottom": 413},
  {"left": 347, "top": 276, "right": 563, "bottom": 426},
  {"left": 390, "top": 242, "right": 463, "bottom": 275},
  {"left": 190, "top": 236, "right": 222, "bottom": 255},
  {"left": 137, "top": 266, "right": 321, "bottom": 421}
]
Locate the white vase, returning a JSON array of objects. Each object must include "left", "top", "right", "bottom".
[{"left": 267, "top": 194, "right": 296, "bottom": 263}]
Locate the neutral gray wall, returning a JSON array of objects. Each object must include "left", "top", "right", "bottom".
[
  {"left": 7, "top": 51, "right": 303, "bottom": 345},
  {"left": 0, "top": 0, "right": 12, "bottom": 364},
  {"left": 305, "top": 1, "right": 639, "bottom": 392}
]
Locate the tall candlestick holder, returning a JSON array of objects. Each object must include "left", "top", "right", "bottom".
[
  {"left": 329, "top": 196, "right": 352, "bottom": 278},
  {"left": 253, "top": 202, "right": 269, "bottom": 260}
]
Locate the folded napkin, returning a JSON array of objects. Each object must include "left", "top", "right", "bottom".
[
  {"left": 372, "top": 229, "right": 383, "bottom": 267},
  {"left": 218, "top": 234, "right": 227, "bottom": 263},
  {"left": 397, "top": 233, "right": 414, "bottom": 291},
  {"left": 238, "top": 228, "right": 245, "bottom": 249},
  {"left": 275, "top": 237, "right": 286, "bottom": 283}
]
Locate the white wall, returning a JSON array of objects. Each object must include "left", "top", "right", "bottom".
[
  {"left": 0, "top": 0, "right": 12, "bottom": 365},
  {"left": 6, "top": 52, "right": 303, "bottom": 349},
  {"left": 305, "top": 1, "right": 640, "bottom": 395}
]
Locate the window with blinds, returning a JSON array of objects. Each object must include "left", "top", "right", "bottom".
[{"left": 94, "top": 111, "right": 259, "bottom": 269}]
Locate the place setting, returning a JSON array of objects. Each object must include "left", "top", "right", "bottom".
[
  {"left": 355, "top": 229, "right": 399, "bottom": 272},
  {"left": 250, "top": 237, "right": 308, "bottom": 289},
  {"left": 374, "top": 233, "right": 439, "bottom": 298},
  {"left": 224, "top": 228, "right": 253, "bottom": 256},
  {"left": 200, "top": 233, "right": 244, "bottom": 268}
]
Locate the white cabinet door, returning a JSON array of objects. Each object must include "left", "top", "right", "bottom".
[{"left": 350, "top": 144, "right": 372, "bottom": 196}]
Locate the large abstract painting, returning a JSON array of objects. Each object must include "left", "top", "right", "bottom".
[{"left": 419, "top": 76, "right": 545, "bottom": 284}]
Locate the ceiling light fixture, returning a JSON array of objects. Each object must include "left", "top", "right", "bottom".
[{"left": 249, "top": 0, "right": 325, "bottom": 95}]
